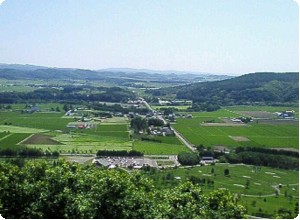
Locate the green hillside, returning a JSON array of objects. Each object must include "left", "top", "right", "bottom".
[{"left": 177, "top": 72, "right": 298, "bottom": 105}]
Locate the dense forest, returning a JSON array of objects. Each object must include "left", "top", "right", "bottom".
[
  {"left": 0, "top": 160, "right": 246, "bottom": 219},
  {"left": 147, "top": 72, "right": 299, "bottom": 107}
]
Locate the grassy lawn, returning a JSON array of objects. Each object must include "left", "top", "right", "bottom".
[{"left": 145, "top": 164, "right": 298, "bottom": 217}]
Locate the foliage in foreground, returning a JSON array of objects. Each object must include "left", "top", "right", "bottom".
[{"left": 0, "top": 160, "right": 246, "bottom": 219}]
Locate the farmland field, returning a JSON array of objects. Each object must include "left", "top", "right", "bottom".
[
  {"left": 225, "top": 105, "right": 299, "bottom": 118},
  {"left": 173, "top": 109, "right": 299, "bottom": 149},
  {"left": 0, "top": 133, "right": 32, "bottom": 150},
  {"left": 133, "top": 139, "right": 190, "bottom": 155},
  {"left": 26, "top": 132, "right": 132, "bottom": 154},
  {"left": 0, "top": 125, "right": 48, "bottom": 133},
  {"left": 0, "top": 112, "right": 73, "bottom": 130},
  {"left": 0, "top": 109, "right": 132, "bottom": 153}
]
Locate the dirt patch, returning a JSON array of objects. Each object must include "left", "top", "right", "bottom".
[
  {"left": 21, "top": 134, "right": 62, "bottom": 145},
  {"left": 229, "top": 136, "right": 250, "bottom": 142}
]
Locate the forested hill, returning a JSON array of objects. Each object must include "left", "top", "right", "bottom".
[{"left": 174, "top": 72, "right": 299, "bottom": 105}]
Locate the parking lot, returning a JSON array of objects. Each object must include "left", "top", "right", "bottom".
[{"left": 93, "top": 156, "right": 158, "bottom": 168}]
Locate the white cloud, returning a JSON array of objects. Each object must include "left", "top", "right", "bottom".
[{"left": 0, "top": 0, "right": 5, "bottom": 6}]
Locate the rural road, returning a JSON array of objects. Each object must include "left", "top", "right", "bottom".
[{"left": 142, "top": 100, "right": 197, "bottom": 152}]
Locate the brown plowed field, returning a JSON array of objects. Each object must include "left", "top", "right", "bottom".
[{"left": 21, "top": 134, "right": 62, "bottom": 145}]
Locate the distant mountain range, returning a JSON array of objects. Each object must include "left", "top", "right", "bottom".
[{"left": 0, "top": 63, "right": 233, "bottom": 83}]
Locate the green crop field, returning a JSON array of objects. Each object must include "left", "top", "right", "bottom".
[
  {"left": 173, "top": 109, "right": 299, "bottom": 149},
  {"left": 0, "top": 112, "right": 73, "bottom": 130},
  {"left": 0, "top": 125, "right": 47, "bottom": 133},
  {"left": 0, "top": 132, "right": 9, "bottom": 139},
  {"left": 133, "top": 140, "right": 190, "bottom": 155},
  {"left": 153, "top": 136, "right": 183, "bottom": 145},
  {"left": 145, "top": 164, "right": 298, "bottom": 217},
  {"left": 0, "top": 133, "right": 32, "bottom": 150},
  {"left": 95, "top": 124, "right": 128, "bottom": 131}
]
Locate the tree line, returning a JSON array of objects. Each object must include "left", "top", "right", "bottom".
[
  {"left": 0, "top": 86, "right": 135, "bottom": 104},
  {"left": 0, "top": 147, "right": 59, "bottom": 158},
  {"left": 222, "top": 151, "right": 298, "bottom": 170}
]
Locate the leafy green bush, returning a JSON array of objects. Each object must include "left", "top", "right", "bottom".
[
  {"left": 178, "top": 152, "right": 199, "bottom": 166},
  {"left": 0, "top": 160, "right": 246, "bottom": 219}
]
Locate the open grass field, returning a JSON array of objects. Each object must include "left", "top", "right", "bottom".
[
  {"left": 146, "top": 164, "right": 298, "bottom": 217},
  {"left": 173, "top": 109, "right": 299, "bottom": 149}
]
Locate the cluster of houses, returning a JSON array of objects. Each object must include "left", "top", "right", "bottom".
[
  {"left": 127, "top": 98, "right": 145, "bottom": 109},
  {"left": 127, "top": 98, "right": 144, "bottom": 105},
  {"left": 157, "top": 98, "right": 192, "bottom": 106},
  {"left": 149, "top": 125, "right": 174, "bottom": 136},
  {"left": 67, "top": 122, "right": 97, "bottom": 129}
]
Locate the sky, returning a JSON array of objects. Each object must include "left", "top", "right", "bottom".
[{"left": 0, "top": 0, "right": 298, "bottom": 75}]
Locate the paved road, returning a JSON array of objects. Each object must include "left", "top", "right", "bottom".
[{"left": 142, "top": 100, "right": 196, "bottom": 152}]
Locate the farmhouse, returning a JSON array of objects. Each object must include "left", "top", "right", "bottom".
[
  {"left": 231, "top": 118, "right": 242, "bottom": 123},
  {"left": 200, "top": 156, "right": 214, "bottom": 164},
  {"left": 278, "top": 110, "right": 295, "bottom": 119},
  {"left": 161, "top": 127, "right": 174, "bottom": 136}
]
